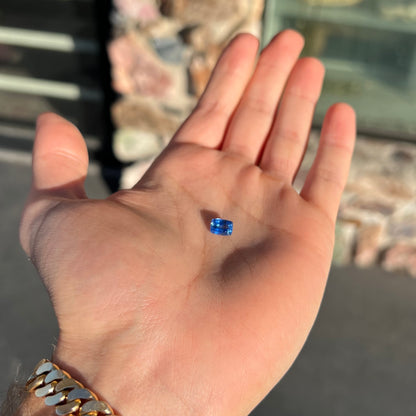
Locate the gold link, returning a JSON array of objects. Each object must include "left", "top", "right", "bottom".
[
  {"left": 83, "top": 414, "right": 116, "bottom": 416},
  {"left": 44, "top": 391, "right": 67, "bottom": 406},
  {"left": 55, "top": 378, "right": 83, "bottom": 392},
  {"left": 82, "top": 413, "right": 116, "bottom": 416},
  {"left": 80, "top": 400, "right": 114, "bottom": 415},
  {"left": 35, "top": 361, "right": 57, "bottom": 376},
  {"left": 34, "top": 381, "right": 58, "bottom": 398},
  {"left": 26, "top": 374, "right": 37, "bottom": 385},
  {"left": 45, "top": 369, "right": 69, "bottom": 384},
  {"left": 67, "top": 387, "right": 97, "bottom": 401},
  {"left": 33, "top": 359, "right": 49, "bottom": 373},
  {"left": 26, "top": 374, "right": 46, "bottom": 392},
  {"left": 80, "top": 407, "right": 96, "bottom": 415},
  {"left": 55, "top": 399, "right": 81, "bottom": 416},
  {"left": 26, "top": 359, "right": 48, "bottom": 384},
  {"left": 26, "top": 359, "right": 117, "bottom": 415}
]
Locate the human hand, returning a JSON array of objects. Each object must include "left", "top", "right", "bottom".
[{"left": 20, "top": 30, "right": 355, "bottom": 416}]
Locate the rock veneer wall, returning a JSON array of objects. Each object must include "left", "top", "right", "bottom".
[
  {"left": 296, "top": 132, "right": 416, "bottom": 278},
  {"left": 108, "top": 0, "right": 416, "bottom": 278},
  {"left": 341, "top": 137, "right": 416, "bottom": 278},
  {"left": 108, "top": 0, "right": 264, "bottom": 178}
]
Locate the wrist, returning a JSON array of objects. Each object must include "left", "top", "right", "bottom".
[
  {"left": 50, "top": 333, "right": 201, "bottom": 416},
  {"left": 51, "top": 337, "right": 128, "bottom": 416},
  {"left": 21, "top": 357, "right": 118, "bottom": 416}
]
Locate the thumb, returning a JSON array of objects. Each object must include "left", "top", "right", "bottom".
[
  {"left": 32, "top": 112, "right": 89, "bottom": 194},
  {"left": 20, "top": 113, "right": 89, "bottom": 255}
]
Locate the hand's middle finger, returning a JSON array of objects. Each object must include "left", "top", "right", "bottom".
[{"left": 221, "top": 30, "right": 304, "bottom": 162}]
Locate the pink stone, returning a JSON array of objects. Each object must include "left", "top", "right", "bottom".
[
  {"left": 108, "top": 35, "right": 172, "bottom": 97},
  {"left": 114, "top": 0, "right": 160, "bottom": 23},
  {"left": 382, "top": 244, "right": 416, "bottom": 278}
]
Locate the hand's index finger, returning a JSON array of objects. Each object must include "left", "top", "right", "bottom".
[{"left": 173, "top": 33, "right": 259, "bottom": 148}]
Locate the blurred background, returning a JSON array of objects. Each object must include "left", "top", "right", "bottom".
[{"left": 1, "top": 0, "right": 416, "bottom": 414}]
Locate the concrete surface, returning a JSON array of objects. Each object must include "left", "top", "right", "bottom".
[{"left": 1, "top": 156, "right": 416, "bottom": 415}]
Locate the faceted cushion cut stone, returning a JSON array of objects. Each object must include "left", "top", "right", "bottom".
[{"left": 210, "top": 218, "right": 233, "bottom": 236}]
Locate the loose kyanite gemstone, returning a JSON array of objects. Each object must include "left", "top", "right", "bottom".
[{"left": 210, "top": 218, "right": 233, "bottom": 236}]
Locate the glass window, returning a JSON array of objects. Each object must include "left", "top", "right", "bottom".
[{"left": 263, "top": 0, "right": 416, "bottom": 139}]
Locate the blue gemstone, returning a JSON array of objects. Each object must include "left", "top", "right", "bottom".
[{"left": 210, "top": 218, "right": 233, "bottom": 236}]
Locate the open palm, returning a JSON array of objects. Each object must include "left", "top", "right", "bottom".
[{"left": 20, "top": 31, "right": 355, "bottom": 416}]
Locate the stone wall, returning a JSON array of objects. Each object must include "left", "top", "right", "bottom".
[
  {"left": 296, "top": 132, "right": 416, "bottom": 278},
  {"left": 108, "top": 0, "right": 416, "bottom": 278},
  {"left": 108, "top": 0, "right": 263, "bottom": 171},
  {"left": 337, "top": 136, "right": 416, "bottom": 277}
]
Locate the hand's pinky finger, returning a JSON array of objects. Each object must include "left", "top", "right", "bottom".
[{"left": 300, "top": 103, "right": 356, "bottom": 222}]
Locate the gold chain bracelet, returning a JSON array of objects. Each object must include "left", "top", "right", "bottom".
[{"left": 25, "top": 359, "right": 117, "bottom": 416}]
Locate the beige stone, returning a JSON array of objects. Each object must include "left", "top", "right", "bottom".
[
  {"left": 160, "top": 0, "right": 252, "bottom": 24},
  {"left": 180, "top": 0, "right": 264, "bottom": 96},
  {"left": 346, "top": 176, "right": 414, "bottom": 201},
  {"left": 348, "top": 198, "right": 396, "bottom": 217},
  {"left": 382, "top": 244, "right": 416, "bottom": 278},
  {"left": 189, "top": 51, "right": 218, "bottom": 97},
  {"left": 113, "top": 128, "right": 164, "bottom": 162},
  {"left": 386, "top": 216, "right": 416, "bottom": 245},
  {"left": 121, "top": 159, "right": 154, "bottom": 189},
  {"left": 111, "top": 96, "right": 185, "bottom": 135},
  {"left": 333, "top": 221, "right": 357, "bottom": 265},
  {"left": 355, "top": 223, "right": 384, "bottom": 267},
  {"left": 143, "top": 17, "right": 183, "bottom": 38}
]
